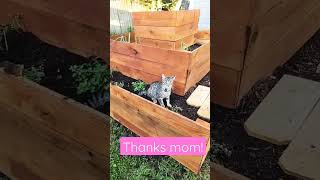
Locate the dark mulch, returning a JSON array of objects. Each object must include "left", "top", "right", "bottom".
[
  {"left": 186, "top": 43, "right": 202, "bottom": 51},
  {"left": 111, "top": 71, "right": 210, "bottom": 121},
  {"left": 0, "top": 31, "right": 109, "bottom": 114},
  {"left": 211, "top": 30, "right": 320, "bottom": 180}
]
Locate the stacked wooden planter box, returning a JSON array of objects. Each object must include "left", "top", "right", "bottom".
[
  {"left": 0, "top": 0, "right": 108, "bottom": 59},
  {"left": 132, "top": 10, "right": 200, "bottom": 50},
  {"left": 213, "top": 0, "right": 320, "bottom": 108},
  {"left": 111, "top": 10, "right": 209, "bottom": 96},
  {"left": 0, "top": 71, "right": 108, "bottom": 180},
  {"left": 110, "top": 10, "right": 210, "bottom": 173}
]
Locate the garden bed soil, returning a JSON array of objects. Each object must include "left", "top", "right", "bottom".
[
  {"left": 186, "top": 43, "right": 202, "bottom": 51},
  {"left": 211, "top": 30, "right": 320, "bottom": 179},
  {"left": 111, "top": 71, "right": 209, "bottom": 121},
  {"left": 0, "top": 30, "right": 109, "bottom": 114}
]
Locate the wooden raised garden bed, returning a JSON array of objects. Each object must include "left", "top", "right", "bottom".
[
  {"left": 132, "top": 10, "right": 200, "bottom": 49},
  {"left": 213, "top": 0, "right": 320, "bottom": 108},
  {"left": 110, "top": 84, "right": 210, "bottom": 174},
  {"left": 110, "top": 32, "right": 210, "bottom": 96},
  {"left": 0, "top": 0, "right": 108, "bottom": 59},
  {"left": 0, "top": 71, "right": 108, "bottom": 180}
]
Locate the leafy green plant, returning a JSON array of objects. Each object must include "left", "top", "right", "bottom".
[
  {"left": 69, "top": 62, "right": 109, "bottom": 95},
  {"left": 23, "top": 66, "right": 45, "bottom": 83},
  {"left": 170, "top": 105, "right": 183, "bottom": 113},
  {"left": 131, "top": 80, "right": 146, "bottom": 92},
  {"left": 161, "top": 0, "right": 178, "bottom": 10},
  {"left": 137, "top": 0, "right": 179, "bottom": 11},
  {"left": 127, "top": 26, "right": 134, "bottom": 33}
]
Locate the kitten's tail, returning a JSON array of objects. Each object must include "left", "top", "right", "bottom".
[{"left": 138, "top": 90, "right": 147, "bottom": 96}]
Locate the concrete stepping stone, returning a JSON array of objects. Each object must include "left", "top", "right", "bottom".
[
  {"left": 245, "top": 75, "right": 320, "bottom": 145},
  {"left": 279, "top": 100, "right": 320, "bottom": 180},
  {"left": 187, "top": 85, "right": 210, "bottom": 107},
  {"left": 197, "top": 94, "right": 210, "bottom": 120}
]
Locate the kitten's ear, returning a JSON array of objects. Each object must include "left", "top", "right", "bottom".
[{"left": 162, "top": 74, "right": 165, "bottom": 80}]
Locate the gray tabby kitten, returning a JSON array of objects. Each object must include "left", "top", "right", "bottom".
[{"left": 140, "top": 74, "right": 175, "bottom": 107}]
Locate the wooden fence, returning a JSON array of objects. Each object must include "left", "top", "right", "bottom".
[{"left": 110, "top": 0, "right": 146, "bottom": 34}]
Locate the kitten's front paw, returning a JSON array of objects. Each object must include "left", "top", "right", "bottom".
[{"left": 167, "top": 103, "right": 172, "bottom": 108}]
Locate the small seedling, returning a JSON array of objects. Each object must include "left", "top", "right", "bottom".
[
  {"left": 23, "top": 65, "right": 45, "bottom": 83},
  {"left": 132, "top": 80, "right": 146, "bottom": 92},
  {"left": 113, "top": 81, "right": 124, "bottom": 88},
  {"left": 180, "top": 42, "right": 189, "bottom": 51},
  {"left": 170, "top": 105, "right": 183, "bottom": 113},
  {"left": 70, "top": 61, "right": 109, "bottom": 95}
]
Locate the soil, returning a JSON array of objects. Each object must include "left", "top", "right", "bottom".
[
  {"left": 186, "top": 43, "right": 202, "bottom": 51},
  {"left": 211, "top": 30, "right": 320, "bottom": 180},
  {"left": 0, "top": 30, "right": 110, "bottom": 114},
  {"left": 111, "top": 71, "right": 210, "bottom": 121}
]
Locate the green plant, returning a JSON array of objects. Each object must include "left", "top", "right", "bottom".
[
  {"left": 161, "top": 0, "right": 178, "bottom": 10},
  {"left": 127, "top": 26, "right": 134, "bottom": 33},
  {"left": 23, "top": 66, "right": 45, "bottom": 83},
  {"left": 132, "top": 80, "right": 146, "bottom": 92},
  {"left": 69, "top": 62, "right": 109, "bottom": 95},
  {"left": 170, "top": 105, "right": 183, "bottom": 113},
  {"left": 180, "top": 42, "right": 189, "bottom": 51},
  {"left": 136, "top": 0, "right": 179, "bottom": 11}
]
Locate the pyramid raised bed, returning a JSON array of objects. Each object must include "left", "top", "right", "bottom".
[
  {"left": 110, "top": 32, "right": 210, "bottom": 96},
  {"left": 133, "top": 10, "right": 200, "bottom": 49}
]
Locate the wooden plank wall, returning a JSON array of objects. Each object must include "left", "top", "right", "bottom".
[
  {"left": 213, "top": 0, "right": 320, "bottom": 108},
  {"left": 239, "top": 0, "right": 320, "bottom": 99},
  {"left": 110, "top": 85, "right": 210, "bottom": 173},
  {"left": 133, "top": 10, "right": 199, "bottom": 41},
  {"left": 0, "top": 72, "right": 109, "bottom": 180},
  {"left": 0, "top": 0, "right": 108, "bottom": 59},
  {"left": 110, "top": 40, "right": 191, "bottom": 95}
]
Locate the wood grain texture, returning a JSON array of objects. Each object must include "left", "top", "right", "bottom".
[
  {"left": 187, "top": 86, "right": 210, "bottom": 107},
  {"left": 133, "top": 10, "right": 199, "bottom": 41},
  {"left": 134, "top": 23, "right": 198, "bottom": 41},
  {"left": 110, "top": 58, "right": 186, "bottom": 95},
  {"left": 110, "top": 40, "right": 190, "bottom": 71},
  {"left": 239, "top": 0, "right": 320, "bottom": 99},
  {"left": 0, "top": 0, "right": 107, "bottom": 59},
  {"left": 212, "top": 64, "right": 241, "bottom": 108},
  {"left": 110, "top": 85, "right": 210, "bottom": 173},
  {"left": 137, "top": 34, "right": 195, "bottom": 50},
  {"left": 111, "top": 53, "right": 187, "bottom": 83},
  {"left": 0, "top": 103, "right": 107, "bottom": 180},
  {"left": 6, "top": 0, "right": 108, "bottom": 30},
  {"left": 111, "top": 39, "right": 210, "bottom": 96},
  {"left": 212, "top": 0, "right": 253, "bottom": 70},
  {"left": 279, "top": 99, "right": 320, "bottom": 180},
  {"left": 213, "top": 0, "right": 320, "bottom": 108},
  {"left": 132, "top": 10, "right": 199, "bottom": 27},
  {"left": 197, "top": 95, "right": 210, "bottom": 120},
  {"left": 194, "top": 30, "right": 210, "bottom": 40},
  {"left": 0, "top": 72, "right": 109, "bottom": 157},
  {"left": 245, "top": 75, "right": 320, "bottom": 145}
]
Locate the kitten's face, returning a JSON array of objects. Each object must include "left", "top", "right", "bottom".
[{"left": 161, "top": 74, "right": 175, "bottom": 87}]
